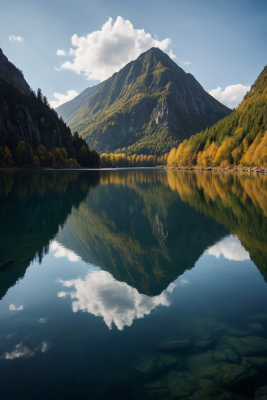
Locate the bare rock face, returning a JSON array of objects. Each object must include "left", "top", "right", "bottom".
[{"left": 0, "top": 48, "right": 30, "bottom": 93}]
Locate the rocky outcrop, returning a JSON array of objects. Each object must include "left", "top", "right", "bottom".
[{"left": 0, "top": 48, "right": 30, "bottom": 93}]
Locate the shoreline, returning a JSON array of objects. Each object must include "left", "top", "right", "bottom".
[
  {"left": 164, "top": 166, "right": 267, "bottom": 174},
  {"left": 1, "top": 166, "right": 267, "bottom": 174}
]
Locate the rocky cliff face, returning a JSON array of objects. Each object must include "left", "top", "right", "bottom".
[
  {"left": 56, "top": 48, "right": 231, "bottom": 155},
  {"left": 0, "top": 48, "right": 30, "bottom": 93}
]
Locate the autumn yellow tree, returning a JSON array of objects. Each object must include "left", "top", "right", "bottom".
[
  {"left": 16, "top": 141, "right": 28, "bottom": 167},
  {"left": 3, "top": 146, "right": 14, "bottom": 168}
]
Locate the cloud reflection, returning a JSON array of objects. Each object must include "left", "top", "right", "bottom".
[
  {"left": 180, "top": 279, "right": 190, "bottom": 287},
  {"left": 9, "top": 304, "right": 23, "bottom": 311},
  {"left": 50, "top": 240, "right": 80, "bottom": 262},
  {"left": 2, "top": 343, "right": 35, "bottom": 359},
  {"left": 1, "top": 341, "right": 51, "bottom": 360},
  {"left": 58, "top": 270, "right": 176, "bottom": 330},
  {"left": 207, "top": 235, "right": 250, "bottom": 261}
]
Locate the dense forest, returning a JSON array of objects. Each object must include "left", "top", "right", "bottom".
[
  {"left": 100, "top": 152, "right": 168, "bottom": 167},
  {"left": 0, "top": 74, "right": 100, "bottom": 168},
  {"left": 167, "top": 65, "right": 267, "bottom": 169}
]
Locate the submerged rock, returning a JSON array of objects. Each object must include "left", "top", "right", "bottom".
[
  {"left": 213, "top": 348, "right": 240, "bottom": 364},
  {"left": 254, "top": 386, "right": 267, "bottom": 400},
  {"left": 158, "top": 340, "right": 189, "bottom": 350},
  {"left": 135, "top": 354, "right": 177, "bottom": 374},
  {"left": 193, "top": 318, "right": 228, "bottom": 336},
  {"left": 146, "top": 388, "right": 169, "bottom": 400},
  {"left": 248, "top": 322, "right": 264, "bottom": 332},
  {"left": 167, "top": 375, "right": 251, "bottom": 400},
  {"left": 194, "top": 338, "right": 214, "bottom": 350},
  {"left": 188, "top": 379, "right": 222, "bottom": 399},
  {"left": 143, "top": 380, "right": 171, "bottom": 400},
  {"left": 247, "top": 314, "right": 267, "bottom": 323},
  {"left": 214, "top": 364, "right": 257, "bottom": 389},
  {"left": 227, "top": 336, "right": 267, "bottom": 356},
  {"left": 143, "top": 380, "right": 164, "bottom": 390},
  {"left": 241, "top": 356, "right": 267, "bottom": 369},
  {"left": 185, "top": 352, "right": 224, "bottom": 379},
  {"left": 167, "top": 372, "right": 198, "bottom": 397},
  {"left": 190, "top": 388, "right": 250, "bottom": 400},
  {"left": 225, "top": 329, "right": 251, "bottom": 338}
]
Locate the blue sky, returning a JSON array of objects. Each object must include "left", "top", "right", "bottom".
[{"left": 1, "top": 0, "right": 266, "bottom": 109}]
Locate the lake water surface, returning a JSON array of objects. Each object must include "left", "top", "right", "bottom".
[{"left": 0, "top": 169, "right": 267, "bottom": 400}]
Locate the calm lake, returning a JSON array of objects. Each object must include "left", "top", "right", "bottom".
[{"left": 0, "top": 169, "right": 267, "bottom": 400}]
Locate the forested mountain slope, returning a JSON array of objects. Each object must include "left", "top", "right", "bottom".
[
  {"left": 56, "top": 48, "right": 231, "bottom": 155},
  {"left": 168, "top": 65, "right": 267, "bottom": 168},
  {"left": 0, "top": 49, "right": 100, "bottom": 168}
]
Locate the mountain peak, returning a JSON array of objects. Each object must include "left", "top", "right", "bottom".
[{"left": 57, "top": 49, "right": 231, "bottom": 155}]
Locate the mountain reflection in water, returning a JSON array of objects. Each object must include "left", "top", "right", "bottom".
[
  {"left": 56, "top": 169, "right": 267, "bottom": 294},
  {"left": 1, "top": 169, "right": 267, "bottom": 299}
]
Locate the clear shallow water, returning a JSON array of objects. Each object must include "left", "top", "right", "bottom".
[{"left": 0, "top": 169, "right": 267, "bottom": 399}]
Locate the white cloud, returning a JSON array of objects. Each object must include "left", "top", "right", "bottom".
[
  {"left": 49, "top": 90, "right": 79, "bottom": 109},
  {"left": 58, "top": 291, "right": 68, "bottom": 298},
  {"left": 58, "top": 270, "right": 175, "bottom": 330},
  {"left": 9, "top": 35, "right": 24, "bottom": 42},
  {"left": 56, "top": 49, "right": 68, "bottom": 56},
  {"left": 209, "top": 84, "right": 251, "bottom": 109},
  {"left": 56, "top": 16, "right": 176, "bottom": 81},
  {"left": 1, "top": 343, "right": 34, "bottom": 360},
  {"left": 49, "top": 240, "right": 80, "bottom": 261},
  {"left": 9, "top": 304, "right": 23, "bottom": 311},
  {"left": 207, "top": 235, "right": 250, "bottom": 261},
  {"left": 179, "top": 60, "right": 192, "bottom": 66},
  {"left": 39, "top": 318, "right": 46, "bottom": 324}
]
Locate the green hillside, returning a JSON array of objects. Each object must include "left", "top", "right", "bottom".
[
  {"left": 168, "top": 65, "right": 267, "bottom": 168},
  {"left": 56, "top": 48, "right": 231, "bottom": 156}
]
